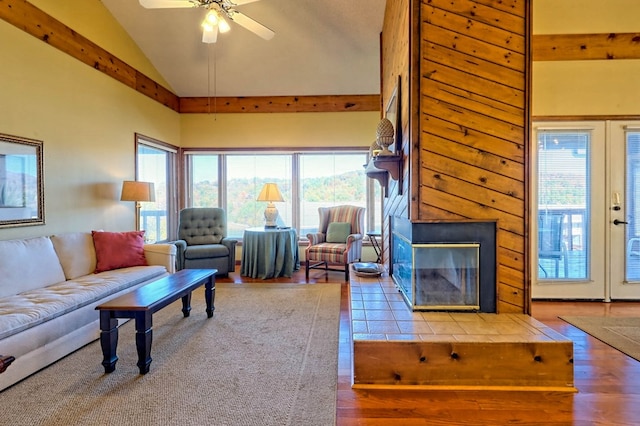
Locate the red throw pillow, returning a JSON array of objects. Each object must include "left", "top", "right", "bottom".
[{"left": 92, "top": 230, "right": 147, "bottom": 273}]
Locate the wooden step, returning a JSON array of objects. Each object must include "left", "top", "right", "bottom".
[{"left": 350, "top": 274, "right": 575, "bottom": 391}]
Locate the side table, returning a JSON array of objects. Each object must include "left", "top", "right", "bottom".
[
  {"left": 367, "top": 232, "right": 382, "bottom": 263},
  {"left": 241, "top": 227, "right": 299, "bottom": 279}
]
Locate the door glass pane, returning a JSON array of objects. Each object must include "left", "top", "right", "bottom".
[
  {"left": 625, "top": 131, "right": 640, "bottom": 281},
  {"left": 537, "top": 131, "right": 589, "bottom": 280}
]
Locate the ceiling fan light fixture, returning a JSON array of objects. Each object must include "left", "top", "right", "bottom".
[
  {"left": 202, "top": 22, "right": 218, "bottom": 43},
  {"left": 205, "top": 9, "right": 219, "bottom": 24},
  {"left": 141, "top": 0, "right": 275, "bottom": 42},
  {"left": 218, "top": 16, "right": 231, "bottom": 33},
  {"left": 202, "top": 21, "right": 215, "bottom": 32}
]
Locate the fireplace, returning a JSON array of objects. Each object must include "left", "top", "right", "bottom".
[{"left": 390, "top": 217, "right": 497, "bottom": 312}]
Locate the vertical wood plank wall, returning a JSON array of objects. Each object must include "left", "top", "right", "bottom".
[
  {"left": 381, "top": 0, "right": 530, "bottom": 314},
  {"left": 380, "top": 0, "right": 411, "bottom": 265}
]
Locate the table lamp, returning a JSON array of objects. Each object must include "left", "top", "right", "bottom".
[
  {"left": 257, "top": 183, "right": 284, "bottom": 228},
  {"left": 120, "top": 180, "right": 155, "bottom": 230}
]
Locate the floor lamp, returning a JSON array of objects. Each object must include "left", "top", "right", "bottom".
[{"left": 120, "top": 181, "right": 155, "bottom": 231}]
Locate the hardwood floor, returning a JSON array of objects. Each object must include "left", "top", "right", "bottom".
[{"left": 219, "top": 268, "right": 640, "bottom": 425}]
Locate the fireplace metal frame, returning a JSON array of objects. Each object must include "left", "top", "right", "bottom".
[{"left": 390, "top": 217, "right": 497, "bottom": 313}]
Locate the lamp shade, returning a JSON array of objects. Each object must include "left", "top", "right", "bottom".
[
  {"left": 120, "top": 181, "right": 156, "bottom": 202},
  {"left": 256, "top": 183, "right": 284, "bottom": 202}
]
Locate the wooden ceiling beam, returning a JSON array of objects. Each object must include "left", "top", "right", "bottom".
[
  {"left": 533, "top": 33, "right": 640, "bottom": 61},
  {"left": 179, "top": 95, "right": 381, "bottom": 113}
]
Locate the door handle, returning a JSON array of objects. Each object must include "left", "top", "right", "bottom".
[{"left": 614, "top": 219, "right": 629, "bottom": 225}]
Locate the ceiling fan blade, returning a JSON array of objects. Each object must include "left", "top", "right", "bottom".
[
  {"left": 232, "top": 0, "right": 262, "bottom": 5},
  {"left": 231, "top": 11, "right": 275, "bottom": 40},
  {"left": 139, "top": 0, "right": 194, "bottom": 9}
]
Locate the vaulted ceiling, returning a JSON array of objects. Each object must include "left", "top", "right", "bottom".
[{"left": 100, "top": 0, "right": 387, "bottom": 98}]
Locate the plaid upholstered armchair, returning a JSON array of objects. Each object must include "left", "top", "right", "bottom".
[{"left": 305, "top": 205, "right": 365, "bottom": 281}]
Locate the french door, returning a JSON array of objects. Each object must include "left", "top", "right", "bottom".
[
  {"left": 533, "top": 121, "right": 640, "bottom": 300},
  {"left": 532, "top": 122, "right": 605, "bottom": 299},
  {"left": 610, "top": 122, "right": 640, "bottom": 299}
]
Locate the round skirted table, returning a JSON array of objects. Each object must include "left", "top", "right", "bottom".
[{"left": 240, "top": 227, "right": 299, "bottom": 279}]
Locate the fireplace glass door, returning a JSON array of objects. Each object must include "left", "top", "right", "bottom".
[{"left": 393, "top": 238, "right": 480, "bottom": 311}]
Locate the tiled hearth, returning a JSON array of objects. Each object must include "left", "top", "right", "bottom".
[{"left": 349, "top": 271, "right": 576, "bottom": 391}]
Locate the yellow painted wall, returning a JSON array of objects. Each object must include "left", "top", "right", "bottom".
[
  {"left": 0, "top": 18, "right": 180, "bottom": 240},
  {"left": 180, "top": 112, "right": 379, "bottom": 148},
  {"left": 533, "top": 0, "right": 639, "bottom": 34},
  {"left": 532, "top": 0, "right": 640, "bottom": 116}
]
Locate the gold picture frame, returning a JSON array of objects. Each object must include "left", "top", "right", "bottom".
[{"left": 0, "top": 133, "right": 44, "bottom": 228}]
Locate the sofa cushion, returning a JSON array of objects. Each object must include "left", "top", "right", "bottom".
[
  {"left": 92, "top": 231, "right": 148, "bottom": 273},
  {"left": 0, "top": 265, "right": 166, "bottom": 340},
  {"left": 0, "top": 236, "right": 66, "bottom": 299},
  {"left": 51, "top": 232, "right": 97, "bottom": 280}
]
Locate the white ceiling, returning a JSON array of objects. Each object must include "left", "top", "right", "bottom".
[{"left": 100, "top": 0, "right": 386, "bottom": 98}]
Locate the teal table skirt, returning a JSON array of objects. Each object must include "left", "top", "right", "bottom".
[{"left": 240, "top": 227, "right": 300, "bottom": 279}]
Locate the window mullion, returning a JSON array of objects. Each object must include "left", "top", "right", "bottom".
[{"left": 220, "top": 154, "right": 227, "bottom": 209}]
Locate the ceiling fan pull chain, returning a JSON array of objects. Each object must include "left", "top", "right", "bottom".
[
  {"left": 207, "top": 42, "right": 211, "bottom": 115},
  {"left": 213, "top": 42, "right": 217, "bottom": 118}
]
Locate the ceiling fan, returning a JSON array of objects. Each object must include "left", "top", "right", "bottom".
[{"left": 139, "top": 0, "right": 275, "bottom": 44}]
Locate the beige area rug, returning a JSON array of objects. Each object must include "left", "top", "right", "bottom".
[
  {"left": 561, "top": 316, "right": 640, "bottom": 362},
  {"left": 0, "top": 283, "right": 341, "bottom": 426}
]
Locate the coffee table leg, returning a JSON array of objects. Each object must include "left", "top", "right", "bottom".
[
  {"left": 181, "top": 292, "right": 192, "bottom": 317},
  {"left": 99, "top": 311, "right": 119, "bottom": 373},
  {"left": 135, "top": 311, "right": 153, "bottom": 374},
  {"left": 205, "top": 276, "right": 215, "bottom": 318}
]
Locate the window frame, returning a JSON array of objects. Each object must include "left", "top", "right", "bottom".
[
  {"left": 181, "top": 147, "right": 380, "bottom": 240},
  {"left": 135, "top": 133, "right": 178, "bottom": 242}
]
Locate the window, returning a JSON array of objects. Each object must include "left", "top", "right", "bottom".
[
  {"left": 299, "top": 153, "right": 367, "bottom": 235},
  {"left": 184, "top": 150, "right": 379, "bottom": 239},
  {"left": 189, "top": 154, "right": 219, "bottom": 207},
  {"left": 135, "top": 134, "right": 178, "bottom": 242},
  {"left": 226, "top": 154, "right": 292, "bottom": 237}
]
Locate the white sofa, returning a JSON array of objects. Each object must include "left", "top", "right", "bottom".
[{"left": 0, "top": 232, "right": 176, "bottom": 391}]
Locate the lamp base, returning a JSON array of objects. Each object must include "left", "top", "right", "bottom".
[{"left": 264, "top": 203, "right": 279, "bottom": 228}]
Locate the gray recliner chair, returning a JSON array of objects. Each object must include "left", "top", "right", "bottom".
[{"left": 173, "top": 208, "right": 237, "bottom": 277}]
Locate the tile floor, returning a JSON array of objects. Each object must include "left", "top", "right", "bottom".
[{"left": 349, "top": 272, "right": 570, "bottom": 343}]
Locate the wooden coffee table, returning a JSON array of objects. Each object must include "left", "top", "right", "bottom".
[{"left": 95, "top": 268, "right": 217, "bottom": 374}]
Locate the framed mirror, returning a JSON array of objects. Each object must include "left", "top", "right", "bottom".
[{"left": 0, "top": 133, "right": 44, "bottom": 228}]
